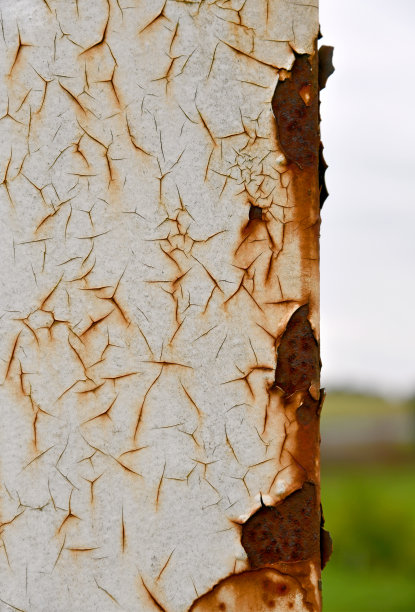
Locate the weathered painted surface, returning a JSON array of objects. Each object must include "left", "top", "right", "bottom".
[{"left": 0, "top": 1, "right": 325, "bottom": 610}]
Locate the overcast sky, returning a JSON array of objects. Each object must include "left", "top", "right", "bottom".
[{"left": 319, "top": 0, "right": 415, "bottom": 396}]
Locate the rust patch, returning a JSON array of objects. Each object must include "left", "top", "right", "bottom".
[
  {"left": 272, "top": 48, "right": 320, "bottom": 305},
  {"left": 189, "top": 567, "right": 308, "bottom": 612},
  {"left": 274, "top": 304, "right": 320, "bottom": 397},
  {"left": 241, "top": 483, "right": 319, "bottom": 567},
  {"left": 272, "top": 53, "right": 319, "bottom": 169}
]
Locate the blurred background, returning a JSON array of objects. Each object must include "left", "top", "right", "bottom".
[{"left": 319, "top": 0, "right": 415, "bottom": 610}]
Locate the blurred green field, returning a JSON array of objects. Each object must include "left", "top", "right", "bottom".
[{"left": 321, "top": 393, "right": 415, "bottom": 612}]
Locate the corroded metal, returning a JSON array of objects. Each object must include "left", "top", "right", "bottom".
[{"left": 0, "top": 1, "right": 328, "bottom": 610}]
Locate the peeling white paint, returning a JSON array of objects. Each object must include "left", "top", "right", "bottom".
[{"left": 0, "top": 1, "right": 320, "bottom": 610}]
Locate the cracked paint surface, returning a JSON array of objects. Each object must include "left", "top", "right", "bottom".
[{"left": 0, "top": 1, "right": 323, "bottom": 610}]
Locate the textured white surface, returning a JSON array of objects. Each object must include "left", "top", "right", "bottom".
[{"left": 0, "top": 1, "right": 319, "bottom": 610}]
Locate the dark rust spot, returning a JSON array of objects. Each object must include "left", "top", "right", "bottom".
[
  {"left": 241, "top": 483, "right": 320, "bottom": 566},
  {"left": 262, "top": 578, "right": 290, "bottom": 596},
  {"left": 238, "top": 204, "right": 265, "bottom": 243},
  {"left": 274, "top": 304, "right": 320, "bottom": 396},
  {"left": 249, "top": 204, "right": 263, "bottom": 220}
]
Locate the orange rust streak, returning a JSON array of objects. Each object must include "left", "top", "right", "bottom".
[
  {"left": 155, "top": 461, "right": 166, "bottom": 508},
  {"left": 156, "top": 548, "right": 175, "bottom": 581},
  {"left": 140, "top": 577, "right": 166, "bottom": 611},
  {"left": 137, "top": 1, "right": 167, "bottom": 35},
  {"left": 79, "top": 0, "right": 110, "bottom": 54},
  {"left": 3, "top": 331, "right": 21, "bottom": 380},
  {"left": 8, "top": 25, "right": 33, "bottom": 76},
  {"left": 94, "top": 577, "right": 120, "bottom": 607}
]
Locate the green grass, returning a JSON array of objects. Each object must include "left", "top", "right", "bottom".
[
  {"left": 321, "top": 392, "right": 410, "bottom": 418},
  {"left": 323, "top": 565, "right": 415, "bottom": 612},
  {"left": 321, "top": 464, "right": 415, "bottom": 612}
]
